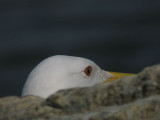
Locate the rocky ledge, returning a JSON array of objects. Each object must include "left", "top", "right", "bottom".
[{"left": 1, "top": 64, "right": 160, "bottom": 120}]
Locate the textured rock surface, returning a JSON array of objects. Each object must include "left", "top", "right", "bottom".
[{"left": 1, "top": 64, "right": 160, "bottom": 120}]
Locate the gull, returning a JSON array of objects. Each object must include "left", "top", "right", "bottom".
[{"left": 22, "top": 55, "right": 134, "bottom": 98}]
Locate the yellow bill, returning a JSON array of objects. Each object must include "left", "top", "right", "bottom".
[{"left": 104, "top": 71, "right": 136, "bottom": 83}]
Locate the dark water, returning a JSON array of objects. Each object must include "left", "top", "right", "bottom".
[{"left": 1, "top": 0, "right": 160, "bottom": 97}]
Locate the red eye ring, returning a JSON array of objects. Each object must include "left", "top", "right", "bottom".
[{"left": 84, "top": 66, "right": 93, "bottom": 76}]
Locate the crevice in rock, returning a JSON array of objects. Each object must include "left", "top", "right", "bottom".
[{"left": 142, "top": 85, "right": 147, "bottom": 97}]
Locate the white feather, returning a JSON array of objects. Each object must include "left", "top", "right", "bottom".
[{"left": 22, "top": 55, "right": 112, "bottom": 98}]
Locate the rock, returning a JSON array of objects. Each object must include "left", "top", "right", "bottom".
[
  {"left": 0, "top": 64, "right": 160, "bottom": 120},
  {"left": 60, "top": 95, "right": 160, "bottom": 120},
  {"left": 46, "top": 64, "right": 160, "bottom": 114},
  {"left": 0, "top": 96, "right": 59, "bottom": 120}
]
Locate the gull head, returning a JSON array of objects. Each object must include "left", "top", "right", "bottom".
[{"left": 22, "top": 55, "right": 113, "bottom": 98}]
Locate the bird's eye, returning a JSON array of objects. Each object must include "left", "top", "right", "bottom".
[{"left": 84, "top": 66, "right": 93, "bottom": 76}]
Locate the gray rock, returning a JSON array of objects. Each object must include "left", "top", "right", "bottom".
[
  {"left": 0, "top": 96, "right": 60, "bottom": 120},
  {"left": 0, "top": 64, "right": 160, "bottom": 120},
  {"left": 46, "top": 64, "right": 160, "bottom": 114},
  {"left": 61, "top": 95, "right": 160, "bottom": 120}
]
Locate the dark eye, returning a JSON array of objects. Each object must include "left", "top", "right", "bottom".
[{"left": 84, "top": 66, "right": 93, "bottom": 76}]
